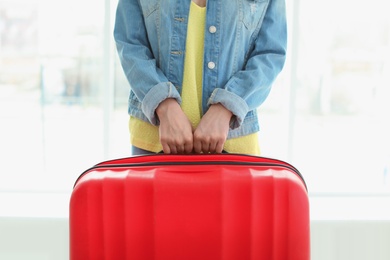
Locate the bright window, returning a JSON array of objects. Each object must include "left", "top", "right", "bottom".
[
  {"left": 299, "top": 0, "right": 390, "bottom": 195},
  {"left": 0, "top": 0, "right": 128, "bottom": 192},
  {"left": 1, "top": 0, "right": 389, "bottom": 199}
]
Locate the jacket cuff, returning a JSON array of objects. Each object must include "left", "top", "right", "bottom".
[
  {"left": 207, "top": 88, "right": 249, "bottom": 129},
  {"left": 142, "top": 82, "right": 182, "bottom": 125}
]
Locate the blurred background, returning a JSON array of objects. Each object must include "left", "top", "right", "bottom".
[{"left": 0, "top": 0, "right": 389, "bottom": 259}]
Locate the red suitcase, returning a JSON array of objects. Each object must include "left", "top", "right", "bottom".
[{"left": 69, "top": 154, "right": 310, "bottom": 260}]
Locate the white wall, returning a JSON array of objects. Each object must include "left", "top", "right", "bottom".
[
  {"left": 0, "top": 217, "right": 68, "bottom": 260},
  {"left": 311, "top": 221, "right": 390, "bottom": 260}
]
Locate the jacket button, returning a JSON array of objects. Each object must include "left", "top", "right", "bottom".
[
  {"left": 208, "top": 62, "right": 216, "bottom": 69},
  {"left": 209, "top": 26, "right": 217, "bottom": 33}
]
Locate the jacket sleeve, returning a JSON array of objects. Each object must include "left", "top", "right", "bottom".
[
  {"left": 113, "top": 0, "right": 181, "bottom": 125},
  {"left": 209, "top": 0, "right": 287, "bottom": 129}
]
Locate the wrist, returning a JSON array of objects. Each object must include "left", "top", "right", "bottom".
[
  {"left": 156, "top": 98, "right": 179, "bottom": 119},
  {"left": 210, "top": 103, "right": 233, "bottom": 120}
]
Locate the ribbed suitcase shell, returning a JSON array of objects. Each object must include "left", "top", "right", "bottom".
[{"left": 69, "top": 154, "right": 310, "bottom": 260}]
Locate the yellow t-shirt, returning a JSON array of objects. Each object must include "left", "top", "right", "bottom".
[{"left": 129, "top": 1, "right": 260, "bottom": 155}]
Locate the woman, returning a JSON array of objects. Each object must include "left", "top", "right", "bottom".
[{"left": 114, "top": 0, "right": 287, "bottom": 155}]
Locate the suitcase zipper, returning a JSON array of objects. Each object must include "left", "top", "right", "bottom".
[{"left": 75, "top": 157, "right": 307, "bottom": 190}]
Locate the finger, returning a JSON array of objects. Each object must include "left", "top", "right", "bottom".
[
  {"left": 202, "top": 142, "right": 210, "bottom": 154},
  {"left": 215, "top": 140, "right": 224, "bottom": 154},
  {"left": 162, "top": 143, "right": 171, "bottom": 154},
  {"left": 177, "top": 145, "right": 185, "bottom": 154},
  {"left": 193, "top": 139, "right": 202, "bottom": 154},
  {"left": 169, "top": 144, "right": 178, "bottom": 154},
  {"left": 209, "top": 141, "right": 217, "bottom": 154},
  {"left": 184, "top": 142, "right": 193, "bottom": 154}
]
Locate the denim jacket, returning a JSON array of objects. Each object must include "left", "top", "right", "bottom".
[{"left": 114, "top": 0, "right": 287, "bottom": 138}]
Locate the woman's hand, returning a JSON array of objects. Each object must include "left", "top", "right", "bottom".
[
  {"left": 193, "top": 103, "right": 232, "bottom": 154},
  {"left": 156, "top": 99, "right": 194, "bottom": 154}
]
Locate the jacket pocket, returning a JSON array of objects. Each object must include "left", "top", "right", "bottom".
[{"left": 241, "top": 0, "right": 269, "bottom": 31}]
